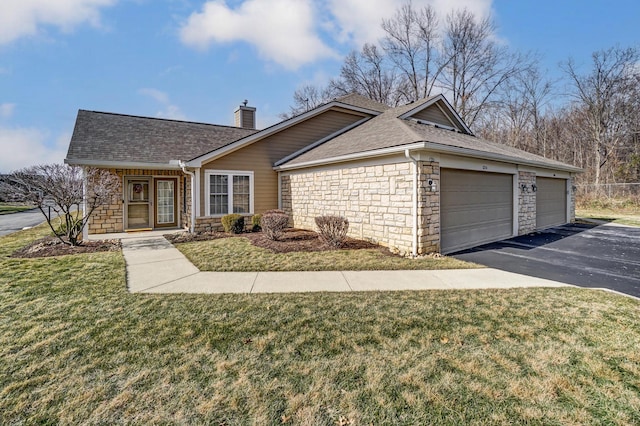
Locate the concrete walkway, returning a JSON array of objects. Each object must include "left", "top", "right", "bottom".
[{"left": 112, "top": 232, "right": 571, "bottom": 294}]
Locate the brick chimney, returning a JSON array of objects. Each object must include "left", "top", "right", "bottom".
[{"left": 234, "top": 100, "right": 256, "bottom": 130}]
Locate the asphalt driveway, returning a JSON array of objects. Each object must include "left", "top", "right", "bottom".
[{"left": 452, "top": 222, "right": 640, "bottom": 297}]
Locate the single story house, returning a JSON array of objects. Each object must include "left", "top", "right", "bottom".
[{"left": 65, "top": 93, "right": 582, "bottom": 255}]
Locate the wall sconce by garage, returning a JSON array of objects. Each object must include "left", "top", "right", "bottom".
[
  {"left": 427, "top": 179, "right": 437, "bottom": 192},
  {"left": 531, "top": 184, "right": 537, "bottom": 192},
  {"left": 571, "top": 185, "right": 577, "bottom": 193},
  {"left": 520, "top": 183, "right": 529, "bottom": 193}
]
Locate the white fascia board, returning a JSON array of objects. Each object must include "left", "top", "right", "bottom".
[
  {"left": 274, "top": 141, "right": 583, "bottom": 174},
  {"left": 64, "top": 159, "right": 182, "bottom": 170},
  {"left": 407, "top": 117, "right": 457, "bottom": 132},
  {"left": 274, "top": 143, "right": 427, "bottom": 171},
  {"left": 187, "top": 102, "right": 382, "bottom": 168}
]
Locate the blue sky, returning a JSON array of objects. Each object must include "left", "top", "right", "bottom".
[{"left": 0, "top": 0, "right": 638, "bottom": 173}]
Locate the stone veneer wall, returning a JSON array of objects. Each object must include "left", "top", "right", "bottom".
[
  {"left": 88, "top": 168, "right": 186, "bottom": 234},
  {"left": 182, "top": 175, "right": 192, "bottom": 230},
  {"left": 417, "top": 161, "right": 440, "bottom": 253},
  {"left": 518, "top": 171, "right": 536, "bottom": 235},
  {"left": 282, "top": 160, "right": 442, "bottom": 255},
  {"left": 194, "top": 216, "right": 224, "bottom": 233},
  {"left": 569, "top": 176, "right": 576, "bottom": 222}
]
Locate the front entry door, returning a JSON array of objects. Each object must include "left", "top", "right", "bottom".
[
  {"left": 154, "top": 178, "right": 178, "bottom": 228},
  {"left": 125, "top": 178, "right": 152, "bottom": 230}
]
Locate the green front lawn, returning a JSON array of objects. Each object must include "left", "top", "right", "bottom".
[
  {"left": 176, "top": 237, "right": 477, "bottom": 271},
  {"left": 0, "top": 203, "right": 33, "bottom": 215},
  {"left": 2, "top": 226, "right": 640, "bottom": 424}
]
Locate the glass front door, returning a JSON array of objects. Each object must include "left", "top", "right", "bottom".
[
  {"left": 154, "top": 178, "right": 177, "bottom": 228},
  {"left": 126, "top": 178, "right": 151, "bottom": 230}
]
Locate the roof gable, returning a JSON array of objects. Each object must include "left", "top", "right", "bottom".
[
  {"left": 276, "top": 95, "right": 581, "bottom": 173},
  {"left": 398, "top": 94, "right": 473, "bottom": 135},
  {"left": 187, "top": 99, "right": 382, "bottom": 167}
]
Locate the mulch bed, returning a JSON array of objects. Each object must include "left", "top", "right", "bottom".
[
  {"left": 10, "top": 229, "right": 389, "bottom": 258},
  {"left": 164, "top": 231, "right": 231, "bottom": 244},
  {"left": 11, "top": 237, "right": 121, "bottom": 259},
  {"left": 166, "top": 228, "right": 393, "bottom": 255}
]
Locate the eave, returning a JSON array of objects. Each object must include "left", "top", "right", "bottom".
[{"left": 274, "top": 141, "right": 584, "bottom": 174}]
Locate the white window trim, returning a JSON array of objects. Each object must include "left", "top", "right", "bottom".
[{"left": 204, "top": 170, "right": 254, "bottom": 217}]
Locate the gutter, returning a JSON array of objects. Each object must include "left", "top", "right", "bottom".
[
  {"left": 178, "top": 161, "right": 196, "bottom": 233},
  {"left": 65, "top": 159, "right": 183, "bottom": 170},
  {"left": 404, "top": 149, "right": 419, "bottom": 258}
]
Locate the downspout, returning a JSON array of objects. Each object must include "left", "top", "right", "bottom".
[
  {"left": 404, "top": 149, "right": 418, "bottom": 257},
  {"left": 178, "top": 161, "right": 196, "bottom": 233}
]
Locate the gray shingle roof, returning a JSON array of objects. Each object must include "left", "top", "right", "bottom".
[
  {"left": 66, "top": 110, "right": 258, "bottom": 165},
  {"left": 281, "top": 99, "right": 433, "bottom": 165},
  {"left": 281, "top": 99, "right": 580, "bottom": 171},
  {"left": 334, "top": 93, "right": 390, "bottom": 112}
]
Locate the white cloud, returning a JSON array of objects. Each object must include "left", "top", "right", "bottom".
[
  {"left": 179, "top": 0, "right": 337, "bottom": 70},
  {"left": 138, "top": 88, "right": 187, "bottom": 120},
  {"left": 0, "top": 127, "right": 68, "bottom": 173},
  {"left": 0, "top": 103, "right": 16, "bottom": 119},
  {"left": 0, "top": 0, "right": 116, "bottom": 45},
  {"left": 326, "top": 0, "right": 494, "bottom": 46}
]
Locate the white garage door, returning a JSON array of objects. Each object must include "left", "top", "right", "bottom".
[
  {"left": 441, "top": 169, "right": 513, "bottom": 253},
  {"left": 536, "top": 177, "right": 567, "bottom": 229}
]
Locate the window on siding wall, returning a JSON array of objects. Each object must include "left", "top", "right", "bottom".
[{"left": 206, "top": 171, "right": 253, "bottom": 216}]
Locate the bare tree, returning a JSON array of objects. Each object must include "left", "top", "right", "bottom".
[
  {"left": 439, "top": 8, "right": 531, "bottom": 127},
  {"left": 279, "top": 84, "right": 336, "bottom": 120},
  {"left": 0, "top": 164, "right": 120, "bottom": 246},
  {"left": 478, "top": 64, "right": 554, "bottom": 153},
  {"left": 381, "top": 3, "right": 445, "bottom": 102},
  {"left": 328, "top": 43, "right": 403, "bottom": 106},
  {"left": 563, "top": 46, "right": 640, "bottom": 185}
]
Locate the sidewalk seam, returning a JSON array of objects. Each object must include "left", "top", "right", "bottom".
[
  {"left": 340, "top": 271, "right": 353, "bottom": 291},
  {"left": 133, "top": 272, "right": 202, "bottom": 293},
  {"left": 249, "top": 273, "right": 259, "bottom": 293}
]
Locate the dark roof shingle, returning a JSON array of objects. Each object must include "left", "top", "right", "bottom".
[{"left": 66, "top": 110, "right": 257, "bottom": 165}]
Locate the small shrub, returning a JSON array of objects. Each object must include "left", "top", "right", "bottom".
[
  {"left": 251, "top": 214, "right": 262, "bottom": 232},
  {"left": 261, "top": 210, "right": 289, "bottom": 241},
  {"left": 315, "top": 215, "right": 349, "bottom": 248},
  {"left": 221, "top": 214, "right": 244, "bottom": 234}
]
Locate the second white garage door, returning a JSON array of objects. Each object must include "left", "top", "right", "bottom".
[
  {"left": 536, "top": 177, "right": 567, "bottom": 229},
  {"left": 441, "top": 169, "right": 514, "bottom": 253}
]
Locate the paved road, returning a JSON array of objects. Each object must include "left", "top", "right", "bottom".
[
  {"left": 453, "top": 222, "right": 640, "bottom": 297},
  {"left": 0, "top": 209, "right": 46, "bottom": 236}
]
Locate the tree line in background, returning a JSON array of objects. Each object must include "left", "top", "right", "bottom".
[{"left": 282, "top": 3, "right": 640, "bottom": 188}]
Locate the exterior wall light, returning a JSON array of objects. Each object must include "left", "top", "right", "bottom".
[
  {"left": 520, "top": 184, "right": 529, "bottom": 193},
  {"left": 531, "top": 184, "right": 537, "bottom": 192},
  {"left": 428, "top": 179, "right": 437, "bottom": 192}
]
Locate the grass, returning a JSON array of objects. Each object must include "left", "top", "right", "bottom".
[
  {"left": 2, "top": 225, "right": 640, "bottom": 424},
  {"left": 0, "top": 202, "right": 33, "bottom": 215},
  {"left": 577, "top": 207, "right": 640, "bottom": 227},
  {"left": 176, "top": 237, "right": 477, "bottom": 271},
  {"left": 576, "top": 196, "right": 640, "bottom": 227}
]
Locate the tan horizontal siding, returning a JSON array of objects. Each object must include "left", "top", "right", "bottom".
[
  {"left": 411, "top": 104, "right": 456, "bottom": 129},
  {"left": 199, "top": 109, "right": 368, "bottom": 216}
]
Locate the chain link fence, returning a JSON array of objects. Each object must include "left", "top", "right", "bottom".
[{"left": 576, "top": 183, "right": 640, "bottom": 198}]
